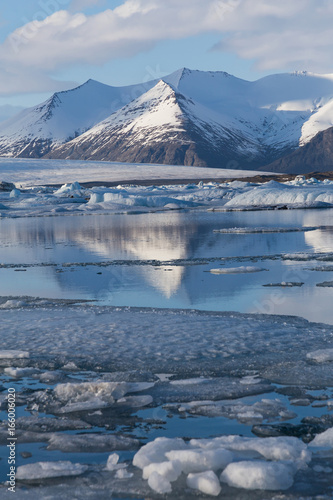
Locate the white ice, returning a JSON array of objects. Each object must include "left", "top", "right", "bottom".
[
  {"left": 209, "top": 266, "right": 267, "bottom": 274},
  {"left": 307, "top": 349, "right": 333, "bottom": 362},
  {"left": 187, "top": 470, "right": 221, "bottom": 496},
  {"left": 0, "top": 350, "right": 29, "bottom": 359},
  {"left": 16, "top": 461, "right": 88, "bottom": 480},
  {"left": 220, "top": 460, "right": 295, "bottom": 491}
]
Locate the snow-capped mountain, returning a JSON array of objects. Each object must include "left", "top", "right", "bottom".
[
  {"left": 0, "top": 78, "right": 159, "bottom": 158},
  {"left": 46, "top": 79, "right": 265, "bottom": 168},
  {"left": 2, "top": 68, "right": 333, "bottom": 170}
]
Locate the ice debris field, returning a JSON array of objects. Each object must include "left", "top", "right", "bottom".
[
  {"left": 1, "top": 303, "right": 333, "bottom": 498},
  {"left": 2, "top": 169, "right": 333, "bottom": 218}
]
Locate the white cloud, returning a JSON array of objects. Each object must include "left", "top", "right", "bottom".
[{"left": 0, "top": 0, "right": 332, "bottom": 95}]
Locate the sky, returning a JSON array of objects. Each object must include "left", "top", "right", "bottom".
[{"left": 0, "top": 0, "right": 333, "bottom": 117}]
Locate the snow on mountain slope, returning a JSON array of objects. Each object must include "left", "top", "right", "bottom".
[
  {"left": 300, "top": 97, "right": 333, "bottom": 145},
  {"left": 0, "top": 78, "right": 158, "bottom": 158},
  {"left": 46, "top": 80, "right": 263, "bottom": 168},
  {"left": 3, "top": 68, "right": 333, "bottom": 168},
  {"left": 165, "top": 69, "right": 333, "bottom": 152}
]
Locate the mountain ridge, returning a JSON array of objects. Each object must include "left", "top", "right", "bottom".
[{"left": 2, "top": 68, "right": 333, "bottom": 171}]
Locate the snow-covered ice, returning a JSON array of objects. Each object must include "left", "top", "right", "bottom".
[
  {"left": 187, "top": 470, "right": 221, "bottom": 496},
  {"left": 16, "top": 461, "right": 88, "bottom": 480},
  {"left": 309, "top": 427, "right": 333, "bottom": 448},
  {"left": 133, "top": 434, "right": 311, "bottom": 495},
  {"left": 307, "top": 349, "right": 333, "bottom": 362},
  {"left": 220, "top": 461, "right": 295, "bottom": 491}
]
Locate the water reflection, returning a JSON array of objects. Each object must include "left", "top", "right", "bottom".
[{"left": 1, "top": 209, "right": 333, "bottom": 323}]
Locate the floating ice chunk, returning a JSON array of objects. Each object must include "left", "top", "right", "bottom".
[
  {"left": 220, "top": 461, "right": 295, "bottom": 491},
  {"left": 183, "top": 398, "right": 296, "bottom": 424},
  {"left": 190, "top": 436, "right": 311, "bottom": 465},
  {"left": 263, "top": 282, "right": 304, "bottom": 287},
  {"left": 210, "top": 266, "right": 266, "bottom": 274},
  {"left": 116, "top": 395, "right": 153, "bottom": 408},
  {"left": 187, "top": 470, "right": 221, "bottom": 496},
  {"left": 16, "top": 461, "right": 88, "bottom": 480},
  {"left": 53, "top": 381, "right": 129, "bottom": 412},
  {"left": 240, "top": 375, "right": 261, "bottom": 385},
  {"left": 148, "top": 471, "right": 172, "bottom": 494},
  {"left": 14, "top": 415, "right": 90, "bottom": 432},
  {"left": 106, "top": 453, "right": 120, "bottom": 471},
  {"left": 0, "top": 350, "right": 29, "bottom": 359},
  {"left": 115, "top": 469, "right": 133, "bottom": 479},
  {"left": 309, "top": 427, "right": 333, "bottom": 448},
  {"left": 143, "top": 460, "right": 182, "bottom": 482},
  {"left": 0, "top": 299, "right": 27, "bottom": 309},
  {"left": 165, "top": 448, "right": 234, "bottom": 474},
  {"left": 4, "top": 366, "right": 38, "bottom": 377},
  {"left": 307, "top": 349, "right": 333, "bottom": 362},
  {"left": 9, "top": 188, "right": 20, "bottom": 198},
  {"left": 213, "top": 227, "right": 314, "bottom": 234},
  {"left": 164, "top": 203, "right": 181, "bottom": 209},
  {"left": 54, "top": 182, "right": 83, "bottom": 196},
  {"left": 169, "top": 377, "right": 210, "bottom": 385},
  {"left": 47, "top": 433, "right": 139, "bottom": 453},
  {"left": 133, "top": 437, "right": 188, "bottom": 469},
  {"left": 316, "top": 281, "right": 333, "bottom": 287},
  {"left": 313, "top": 465, "right": 333, "bottom": 473}
]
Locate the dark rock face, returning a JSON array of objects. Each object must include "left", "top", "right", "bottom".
[{"left": 261, "top": 126, "right": 333, "bottom": 174}]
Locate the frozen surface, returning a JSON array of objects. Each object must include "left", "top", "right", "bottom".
[
  {"left": 16, "top": 461, "right": 88, "bottom": 480},
  {"left": 0, "top": 158, "right": 268, "bottom": 188},
  {"left": 0, "top": 305, "right": 332, "bottom": 380}
]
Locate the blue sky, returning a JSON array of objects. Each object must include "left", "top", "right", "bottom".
[{"left": 0, "top": 0, "right": 332, "bottom": 111}]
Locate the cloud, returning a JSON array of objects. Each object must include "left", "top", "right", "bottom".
[
  {"left": 213, "top": 0, "right": 333, "bottom": 72},
  {"left": 0, "top": 0, "right": 332, "bottom": 95}
]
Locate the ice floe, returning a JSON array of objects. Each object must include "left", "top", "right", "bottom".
[
  {"left": 16, "top": 461, "right": 88, "bottom": 480},
  {"left": 220, "top": 460, "right": 295, "bottom": 491},
  {"left": 210, "top": 266, "right": 267, "bottom": 274},
  {"left": 133, "top": 435, "right": 311, "bottom": 495},
  {"left": 307, "top": 349, "right": 333, "bottom": 362},
  {"left": 187, "top": 470, "right": 221, "bottom": 496}
]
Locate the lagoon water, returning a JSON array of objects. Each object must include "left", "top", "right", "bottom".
[{"left": 1, "top": 208, "right": 333, "bottom": 323}]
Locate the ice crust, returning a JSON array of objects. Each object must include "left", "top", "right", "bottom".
[
  {"left": 1, "top": 305, "right": 332, "bottom": 384},
  {"left": 172, "top": 397, "right": 297, "bottom": 423}
]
